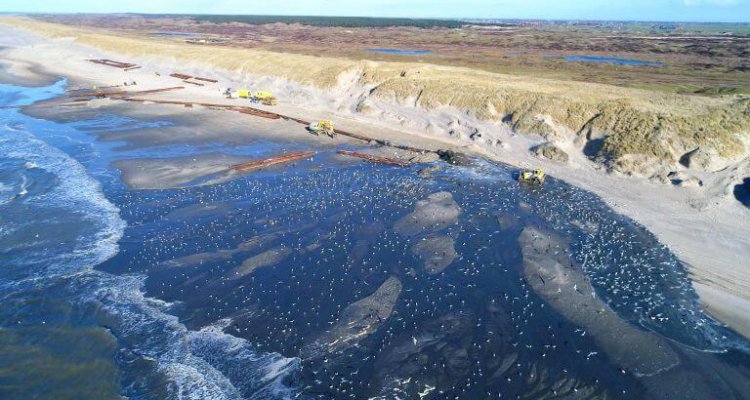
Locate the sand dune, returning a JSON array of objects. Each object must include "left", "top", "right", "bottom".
[{"left": 3, "top": 16, "right": 748, "bottom": 178}]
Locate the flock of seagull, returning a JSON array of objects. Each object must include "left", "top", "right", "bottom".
[{"left": 98, "top": 155, "right": 734, "bottom": 399}]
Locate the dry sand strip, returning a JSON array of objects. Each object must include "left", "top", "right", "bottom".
[
  {"left": 85, "top": 94, "right": 439, "bottom": 154},
  {"left": 0, "top": 21, "right": 748, "bottom": 339}
]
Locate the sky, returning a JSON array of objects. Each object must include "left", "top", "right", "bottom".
[{"left": 2, "top": 0, "right": 749, "bottom": 23}]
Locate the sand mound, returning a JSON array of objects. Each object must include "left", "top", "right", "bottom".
[
  {"left": 519, "top": 227, "right": 681, "bottom": 376},
  {"left": 114, "top": 153, "right": 246, "bottom": 189},
  {"left": 302, "top": 276, "right": 402, "bottom": 358},
  {"left": 394, "top": 192, "right": 460, "bottom": 238},
  {"left": 228, "top": 246, "right": 292, "bottom": 280},
  {"left": 411, "top": 235, "right": 458, "bottom": 275},
  {"left": 394, "top": 192, "right": 461, "bottom": 274},
  {"left": 531, "top": 142, "right": 569, "bottom": 163}
]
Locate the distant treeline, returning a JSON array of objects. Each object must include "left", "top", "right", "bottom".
[{"left": 186, "top": 14, "right": 466, "bottom": 28}]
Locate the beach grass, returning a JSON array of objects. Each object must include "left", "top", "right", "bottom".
[{"left": 3, "top": 16, "right": 748, "bottom": 172}]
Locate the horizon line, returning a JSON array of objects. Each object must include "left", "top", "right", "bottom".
[{"left": 2, "top": 11, "right": 749, "bottom": 25}]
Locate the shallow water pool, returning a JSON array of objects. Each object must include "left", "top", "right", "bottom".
[
  {"left": 564, "top": 55, "right": 666, "bottom": 66},
  {"left": 366, "top": 48, "right": 432, "bottom": 56}
]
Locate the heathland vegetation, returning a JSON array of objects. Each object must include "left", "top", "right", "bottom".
[{"left": 4, "top": 15, "right": 749, "bottom": 177}]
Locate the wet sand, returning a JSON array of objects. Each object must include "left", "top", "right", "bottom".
[
  {"left": 519, "top": 226, "right": 681, "bottom": 376},
  {"left": 114, "top": 153, "right": 247, "bottom": 189}
]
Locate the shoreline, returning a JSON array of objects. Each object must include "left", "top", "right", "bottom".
[{"left": 1, "top": 23, "right": 749, "bottom": 339}]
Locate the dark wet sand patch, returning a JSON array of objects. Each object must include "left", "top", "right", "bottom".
[
  {"left": 0, "top": 52, "right": 61, "bottom": 87},
  {"left": 735, "top": 178, "right": 750, "bottom": 208},
  {"left": 113, "top": 153, "right": 249, "bottom": 189}
]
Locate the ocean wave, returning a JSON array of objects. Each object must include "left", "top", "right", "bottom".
[
  {"left": 1, "top": 122, "right": 24, "bottom": 132},
  {"left": 88, "top": 274, "right": 300, "bottom": 400},
  {"left": 1, "top": 101, "right": 300, "bottom": 399},
  {"left": 0, "top": 181, "right": 14, "bottom": 206},
  {"left": 17, "top": 174, "right": 28, "bottom": 197},
  {"left": 0, "top": 173, "right": 30, "bottom": 206},
  {"left": 189, "top": 320, "right": 301, "bottom": 399},
  {"left": 0, "top": 126, "right": 125, "bottom": 272}
]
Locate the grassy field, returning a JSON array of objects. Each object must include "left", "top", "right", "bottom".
[
  {"left": 3, "top": 16, "right": 749, "bottom": 174},
  {"left": 31, "top": 14, "right": 750, "bottom": 96},
  {"left": 187, "top": 14, "right": 467, "bottom": 28}
]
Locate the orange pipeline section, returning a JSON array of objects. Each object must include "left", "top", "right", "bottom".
[
  {"left": 230, "top": 151, "right": 316, "bottom": 172},
  {"left": 337, "top": 150, "right": 410, "bottom": 167}
]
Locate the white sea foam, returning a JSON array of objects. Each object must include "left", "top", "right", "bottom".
[
  {"left": 0, "top": 127, "right": 125, "bottom": 272},
  {"left": 0, "top": 182, "right": 13, "bottom": 206},
  {"left": 444, "top": 157, "right": 515, "bottom": 183},
  {"left": 190, "top": 321, "right": 300, "bottom": 398},
  {"left": 0, "top": 225, "right": 14, "bottom": 239},
  {"left": 89, "top": 274, "right": 300, "bottom": 400},
  {"left": 0, "top": 107, "right": 299, "bottom": 399},
  {"left": 3, "top": 122, "right": 23, "bottom": 132},
  {"left": 17, "top": 174, "right": 28, "bottom": 197}
]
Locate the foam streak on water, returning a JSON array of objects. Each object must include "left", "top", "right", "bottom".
[
  {"left": 0, "top": 128, "right": 124, "bottom": 270},
  {"left": 0, "top": 81, "right": 300, "bottom": 400}
]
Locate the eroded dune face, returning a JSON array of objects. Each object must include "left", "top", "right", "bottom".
[
  {"left": 302, "top": 276, "right": 402, "bottom": 359},
  {"left": 14, "top": 16, "right": 750, "bottom": 178},
  {"left": 519, "top": 226, "right": 681, "bottom": 376}
]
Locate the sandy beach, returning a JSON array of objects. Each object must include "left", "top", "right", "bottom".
[{"left": 0, "top": 19, "right": 748, "bottom": 343}]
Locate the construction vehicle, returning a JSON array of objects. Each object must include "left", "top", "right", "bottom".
[
  {"left": 308, "top": 120, "right": 336, "bottom": 137},
  {"left": 518, "top": 169, "right": 546, "bottom": 185},
  {"left": 236, "top": 89, "right": 251, "bottom": 99},
  {"left": 252, "top": 91, "right": 278, "bottom": 106}
]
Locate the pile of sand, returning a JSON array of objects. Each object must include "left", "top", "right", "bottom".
[
  {"left": 302, "top": 276, "right": 402, "bottom": 358},
  {"left": 519, "top": 226, "right": 681, "bottom": 376}
]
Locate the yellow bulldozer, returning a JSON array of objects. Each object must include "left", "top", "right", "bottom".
[
  {"left": 308, "top": 120, "right": 335, "bottom": 138},
  {"left": 252, "top": 91, "right": 278, "bottom": 106},
  {"left": 236, "top": 89, "right": 250, "bottom": 99},
  {"left": 234, "top": 90, "right": 278, "bottom": 105},
  {"left": 518, "top": 169, "right": 546, "bottom": 185}
]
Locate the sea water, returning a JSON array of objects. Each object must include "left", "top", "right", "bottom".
[
  {"left": 1, "top": 80, "right": 749, "bottom": 399},
  {"left": 0, "top": 81, "right": 300, "bottom": 400},
  {"left": 564, "top": 55, "right": 666, "bottom": 67},
  {"left": 366, "top": 48, "right": 432, "bottom": 56}
]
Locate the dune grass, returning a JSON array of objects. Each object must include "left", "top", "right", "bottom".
[{"left": 4, "top": 16, "right": 748, "bottom": 170}]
